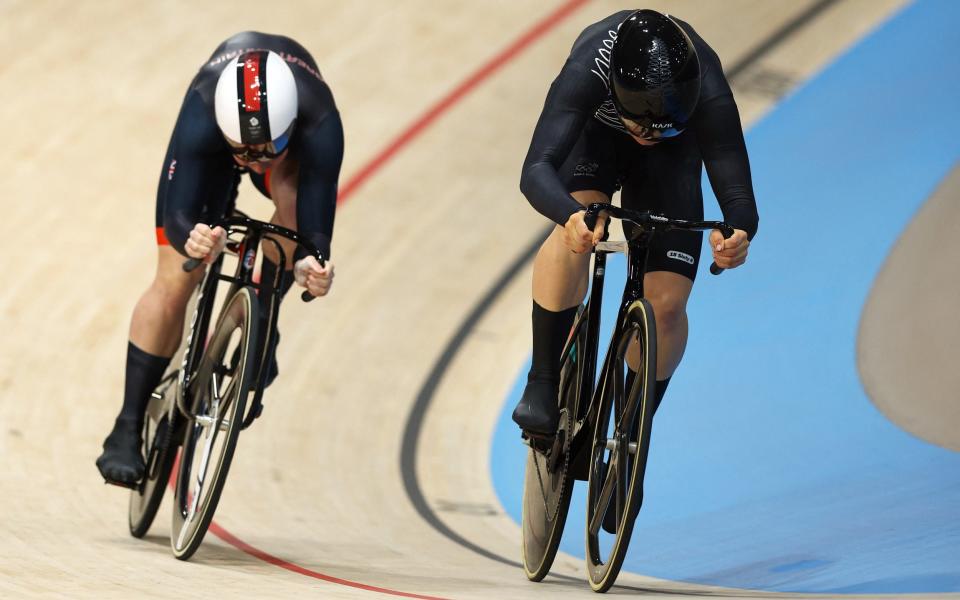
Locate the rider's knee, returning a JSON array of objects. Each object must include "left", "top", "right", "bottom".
[
  {"left": 646, "top": 290, "right": 687, "bottom": 333},
  {"left": 149, "top": 276, "right": 193, "bottom": 309},
  {"left": 150, "top": 253, "right": 201, "bottom": 307}
]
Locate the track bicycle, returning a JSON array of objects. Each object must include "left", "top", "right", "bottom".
[
  {"left": 126, "top": 214, "right": 323, "bottom": 560},
  {"left": 520, "top": 203, "right": 732, "bottom": 592}
]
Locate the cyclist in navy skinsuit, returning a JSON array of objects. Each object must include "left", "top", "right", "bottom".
[{"left": 97, "top": 32, "right": 344, "bottom": 486}]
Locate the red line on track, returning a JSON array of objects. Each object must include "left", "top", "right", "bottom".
[
  {"left": 337, "top": 0, "right": 591, "bottom": 204},
  {"left": 208, "top": 523, "right": 449, "bottom": 599},
  {"left": 203, "top": 0, "right": 591, "bottom": 596}
]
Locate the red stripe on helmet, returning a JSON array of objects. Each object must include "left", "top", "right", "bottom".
[{"left": 243, "top": 54, "right": 262, "bottom": 112}]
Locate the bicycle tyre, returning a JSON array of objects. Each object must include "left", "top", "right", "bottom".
[
  {"left": 584, "top": 299, "right": 657, "bottom": 592},
  {"left": 170, "top": 286, "right": 259, "bottom": 560},
  {"left": 128, "top": 385, "right": 178, "bottom": 538},
  {"left": 520, "top": 307, "right": 587, "bottom": 581}
]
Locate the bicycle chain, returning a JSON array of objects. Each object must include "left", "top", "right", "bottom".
[
  {"left": 531, "top": 402, "right": 573, "bottom": 523},
  {"left": 531, "top": 311, "right": 583, "bottom": 527}
]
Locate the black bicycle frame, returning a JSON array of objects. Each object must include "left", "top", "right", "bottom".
[
  {"left": 567, "top": 204, "right": 732, "bottom": 460},
  {"left": 180, "top": 216, "right": 326, "bottom": 429}
]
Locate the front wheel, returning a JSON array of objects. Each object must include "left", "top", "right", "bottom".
[
  {"left": 584, "top": 299, "right": 657, "bottom": 592},
  {"left": 170, "top": 286, "right": 259, "bottom": 560}
]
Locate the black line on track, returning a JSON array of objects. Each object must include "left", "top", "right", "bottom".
[
  {"left": 399, "top": 0, "right": 841, "bottom": 583},
  {"left": 725, "top": 0, "right": 841, "bottom": 82},
  {"left": 399, "top": 229, "right": 551, "bottom": 570}
]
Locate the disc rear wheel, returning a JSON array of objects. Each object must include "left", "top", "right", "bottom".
[{"left": 128, "top": 375, "right": 179, "bottom": 538}]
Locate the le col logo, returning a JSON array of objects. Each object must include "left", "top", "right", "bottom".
[{"left": 667, "top": 250, "right": 694, "bottom": 265}]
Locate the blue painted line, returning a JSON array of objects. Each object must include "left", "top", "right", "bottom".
[{"left": 490, "top": 0, "right": 960, "bottom": 593}]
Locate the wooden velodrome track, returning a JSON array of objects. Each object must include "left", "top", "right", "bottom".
[{"left": 4, "top": 1, "right": 952, "bottom": 598}]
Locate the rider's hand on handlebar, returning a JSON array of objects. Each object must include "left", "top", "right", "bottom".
[
  {"left": 564, "top": 209, "right": 607, "bottom": 254},
  {"left": 186, "top": 224, "right": 227, "bottom": 264},
  {"left": 295, "top": 256, "right": 335, "bottom": 298},
  {"left": 709, "top": 228, "right": 749, "bottom": 269}
]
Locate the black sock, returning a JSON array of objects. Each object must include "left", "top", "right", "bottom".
[
  {"left": 624, "top": 371, "right": 672, "bottom": 417},
  {"left": 259, "top": 258, "right": 294, "bottom": 303},
  {"left": 118, "top": 342, "right": 171, "bottom": 426},
  {"left": 258, "top": 257, "right": 294, "bottom": 327},
  {"left": 653, "top": 376, "right": 671, "bottom": 416},
  {"left": 257, "top": 258, "right": 294, "bottom": 374},
  {"left": 528, "top": 301, "right": 578, "bottom": 384}
]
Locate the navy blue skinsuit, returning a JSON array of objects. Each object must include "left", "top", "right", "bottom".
[{"left": 155, "top": 31, "right": 344, "bottom": 260}]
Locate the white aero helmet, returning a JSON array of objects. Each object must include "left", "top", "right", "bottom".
[{"left": 215, "top": 50, "right": 297, "bottom": 157}]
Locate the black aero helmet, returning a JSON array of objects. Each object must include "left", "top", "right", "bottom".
[{"left": 610, "top": 10, "right": 701, "bottom": 138}]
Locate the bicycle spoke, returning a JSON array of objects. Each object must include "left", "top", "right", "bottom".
[
  {"left": 178, "top": 369, "right": 226, "bottom": 537},
  {"left": 615, "top": 435, "right": 628, "bottom": 533},
  {"left": 616, "top": 328, "right": 642, "bottom": 432},
  {"left": 613, "top": 357, "right": 624, "bottom": 430},
  {"left": 589, "top": 449, "right": 619, "bottom": 536}
]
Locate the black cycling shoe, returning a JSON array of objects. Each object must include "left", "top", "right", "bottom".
[
  {"left": 512, "top": 378, "right": 560, "bottom": 436},
  {"left": 95, "top": 418, "right": 144, "bottom": 487}
]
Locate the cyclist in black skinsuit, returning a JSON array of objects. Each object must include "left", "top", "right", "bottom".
[
  {"left": 512, "top": 10, "right": 759, "bottom": 434},
  {"left": 96, "top": 32, "right": 344, "bottom": 486}
]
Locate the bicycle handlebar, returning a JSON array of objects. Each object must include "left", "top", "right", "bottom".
[
  {"left": 180, "top": 216, "right": 327, "bottom": 302},
  {"left": 583, "top": 203, "right": 734, "bottom": 276}
]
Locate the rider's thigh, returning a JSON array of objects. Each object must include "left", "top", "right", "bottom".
[
  {"left": 625, "top": 272, "right": 692, "bottom": 369},
  {"left": 153, "top": 245, "right": 205, "bottom": 306},
  {"left": 540, "top": 189, "right": 610, "bottom": 250}
]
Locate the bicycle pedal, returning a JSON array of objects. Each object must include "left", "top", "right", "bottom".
[
  {"left": 102, "top": 478, "right": 138, "bottom": 490},
  {"left": 524, "top": 432, "right": 555, "bottom": 454}
]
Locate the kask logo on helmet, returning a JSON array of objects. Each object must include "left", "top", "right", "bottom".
[{"left": 609, "top": 10, "right": 701, "bottom": 132}]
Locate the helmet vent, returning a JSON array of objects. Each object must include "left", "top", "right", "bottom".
[{"left": 645, "top": 39, "right": 672, "bottom": 87}]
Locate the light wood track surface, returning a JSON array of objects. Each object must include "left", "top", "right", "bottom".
[{"left": 0, "top": 1, "right": 921, "bottom": 598}]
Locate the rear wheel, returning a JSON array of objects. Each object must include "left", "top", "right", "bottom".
[
  {"left": 170, "top": 287, "right": 259, "bottom": 560},
  {"left": 520, "top": 307, "right": 587, "bottom": 581},
  {"left": 128, "top": 375, "right": 179, "bottom": 538},
  {"left": 584, "top": 299, "right": 657, "bottom": 592}
]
